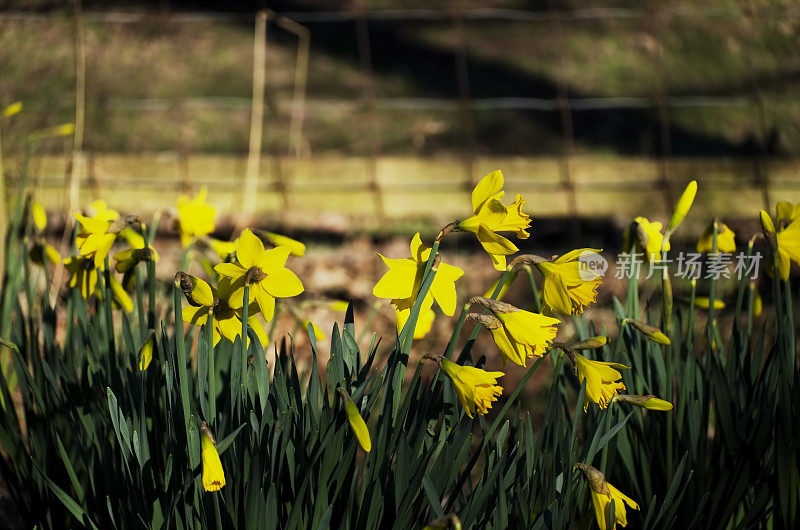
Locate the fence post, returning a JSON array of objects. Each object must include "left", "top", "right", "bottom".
[
  {"left": 69, "top": 0, "right": 86, "bottom": 215},
  {"left": 243, "top": 10, "right": 268, "bottom": 223},
  {"left": 453, "top": 9, "right": 478, "bottom": 192},
  {"left": 547, "top": 4, "right": 579, "bottom": 221},
  {"left": 354, "top": 0, "right": 385, "bottom": 220},
  {"left": 744, "top": 1, "right": 771, "bottom": 211},
  {"left": 646, "top": 9, "right": 674, "bottom": 213}
]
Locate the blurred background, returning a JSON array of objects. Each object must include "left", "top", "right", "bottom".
[{"left": 1, "top": 0, "right": 798, "bottom": 389}]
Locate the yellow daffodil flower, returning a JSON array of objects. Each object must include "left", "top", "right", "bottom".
[
  {"left": 573, "top": 354, "right": 628, "bottom": 411},
  {"left": 31, "top": 201, "right": 47, "bottom": 232},
  {"left": 200, "top": 422, "right": 226, "bottom": 492},
  {"left": 576, "top": 463, "right": 639, "bottom": 530},
  {"left": 696, "top": 222, "right": 736, "bottom": 254},
  {"left": 613, "top": 394, "right": 673, "bottom": 411},
  {"left": 457, "top": 170, "right": 531, "bottom": 271},
  {"left": 373, "top": 233, "right": 463, "bottom": 338},
  {"left": 438, "top": 357, "right": 503, "bottom": 418},
  {"left": 626, "top": 217, "right": 669, "bottom": 262},
  {"left": 113, "top": 246, "right": 159, "bottom": 274},
  {"left": 529, "top": 249, "right": 603, "bottom": 315},
  {"left": 176, "top": 187, "right": 217, "bottom": 248},
  {"left": 179, "top": 274, "right": 268, "bottom": 347},
  {"left": 469, "top": 297, "right": 559, "bottom": 367},
  {"left": 339, "top": 388, "right": 371, "bottom": 452},
  {"left": 64, "top": 256, "right": 99, "bottom": 300},
  {"left": 74, "top": 213, "right": 118, "bottom": 268},
  {"left": 214, "top": 228, "right": 304, "bottom": 322},
  {"left": 772, "top": 216, "right": 800, "bottom": 281}
]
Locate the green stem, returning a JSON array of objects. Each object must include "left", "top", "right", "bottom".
[
  {"left": 524, "top": 265, "right": 542, "bottom": 313},
  {"left": 147, "top": 259, "right": 156, "bottom": 330},
  {"left": 206, "top": 307, "right": 216, "bottom": 425},
  {"left": 399, "top": 241, "right": 440, "bottom": 356},
  {"left": 241, "top": 284, "right": 249, "bottom": 393}
]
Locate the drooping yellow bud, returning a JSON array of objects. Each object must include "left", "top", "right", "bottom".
[
  {"left": 623, "top": 318, "right": 671, "bottom": 345},
  {"left": 200, "top": 421, "right": 226, "bottom": 492},
  {"left": 614, "top": 394, "right": 673, "bottom": 411},
  {"left": 338, "top": 388, "right": 371, "bottom": 452},
  {"left": 668, "top": 180, "right": 697, "bottom": 233},
  {"left": 138, "top": 331, "right": 155, "bottom": 371}
]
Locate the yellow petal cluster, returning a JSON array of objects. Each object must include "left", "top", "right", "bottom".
[
  {"left": 626, "top": 217, "right": 669, "bottom": 263},
  {"left": 200, "top": 423, "right": 226, "bottom": 492},
  {"left": 457, "top": 170, "right": 531, "bottom": 271},
  {"left": 574, "top": 354, "right": 628, "bottom": 411},
  {"left": 577, "top": 464, "right": 639, "bottom": 530},
  {"left": 176, "top": 187, "right": 217, "bottom": 248},
  {"left": 215, "top": 228, "right": 304, "bottom": 322},
  {"left": 373, "top": 233, "right": 463, "bottom": 339},
  {"left": 696, "top": 222, "right": 736, "bottom": 254},
  {"left": 537, "top": 249, "right": 603, "bottom": 315},
  {"left": 439, "top": 358, "right": 503, "bottom": 418}
]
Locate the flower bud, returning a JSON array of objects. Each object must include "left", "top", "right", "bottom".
[
  {"left": 623, "top": 318, "right": 671, "bottom": 345},
  {"left": 338, "top": 388, "right": 371, "bottom": 453},
  {"left": 572, "top": 336, "right": 608, "bottom": 350},
  {"left": 138, "top": 330, "right": 156, "bottom": 371},
  {"left": 175, "top": 272, "right": 214, "bottom": 307},
  {"left": 614, "top": 394, "right": 673, "bottom": 411},
  {"left": 574, "top": 463, "right": 610, "bottom": 495},
  {"left": 668, "top": 180, "right": 697, "bottom": 233}
]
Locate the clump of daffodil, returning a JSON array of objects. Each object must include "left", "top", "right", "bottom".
[
  {"left": 175, "top": 187, "right": 217, "bottom": 248},
  {"left": 697, "top": 221, "right": 736, "bottom": 254},
  {"left": 467, "top": 297, "right": 559, "bottom": 367},
  {"left": 558, "top": 343, "right": 628, "bottom": 411},
  {"left": 373, "top": 233, "right": 463, "bottom": 339},
  {"left": 215, "top": 228, "right": 304, "bottom": 322},
  {"left": 177, "top": 272, "right": 268, "bottom": 347},
  {"left": 575, "top": 463, "right": 639, "bottom": 530},
  {"left": 613, "top": 394, "right": 673, "bottom": 411},
  {"left": 199, "top": 421, "right": 225, "bottom": 492},
  {"left": 338, "top": 388, "right": 371, "bottom": 452},
  {"left": 625, "top": 217, "right": 669, "bottom": 263},
  {"left": 456, "top": 170, "right": 531, "bottom": 271},
  {"left": 426, "top": 355, "right": 503, "bottom": 418},
  {"left": 512, "top": 250, "right": 603, "bottom": 315},
  {"left": 760, "top": 209, "right": 800, "bottom": 281}
]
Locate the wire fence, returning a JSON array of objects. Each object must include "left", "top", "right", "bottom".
[{"left": 1, "top": 4, "right": 799, "bottom": 222}]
